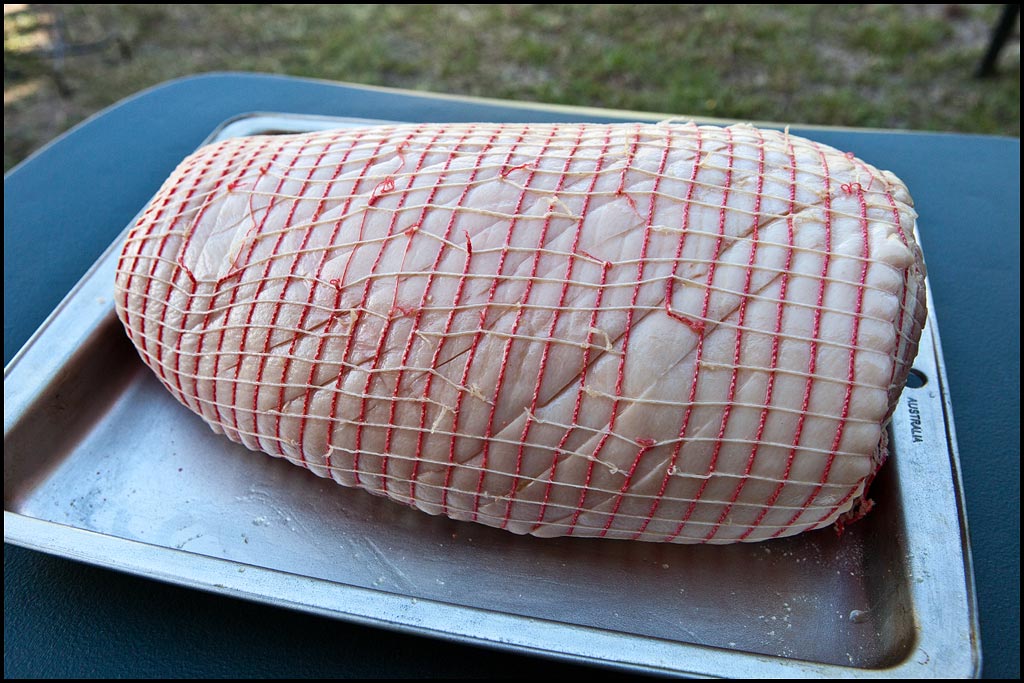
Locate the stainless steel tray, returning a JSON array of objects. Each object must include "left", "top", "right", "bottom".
[{"left": 4, "top": 113, "right": 980, "bottom": 678}]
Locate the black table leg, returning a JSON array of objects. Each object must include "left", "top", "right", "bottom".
[{"left": 976, "top": 3, "right": 1020, "bottom": 78}]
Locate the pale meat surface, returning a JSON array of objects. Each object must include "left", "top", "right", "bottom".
[{"left": 115, "top": 122, "right": 926, "bottom": 543}]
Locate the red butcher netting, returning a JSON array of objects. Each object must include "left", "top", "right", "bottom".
[{"left": 114, "top": 122, "right": 927, "bottom": 544}]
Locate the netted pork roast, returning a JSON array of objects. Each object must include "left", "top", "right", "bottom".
[{"left": 115, "top": 122, "right": 926, "bottom": 543}]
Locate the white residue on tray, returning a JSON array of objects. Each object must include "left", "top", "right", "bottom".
[{"left": 849, "top": 609, "right": 869, "bottom": 623}]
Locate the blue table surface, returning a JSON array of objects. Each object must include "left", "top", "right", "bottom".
[{"left": 4, "top": 73, "right": 1019, "bottom": 678}]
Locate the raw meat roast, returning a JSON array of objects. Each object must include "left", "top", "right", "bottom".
[{"left": 115, "top": 122, "right": 926, "bottom": 543}]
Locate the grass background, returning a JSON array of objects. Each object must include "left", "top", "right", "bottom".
[{"left": 4, "top": 4, "right": 1020, "bottom": 172}]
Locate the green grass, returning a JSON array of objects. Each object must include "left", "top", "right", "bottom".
[{"left": 4, "top": 4, "right": 1019, "bottom": 172}]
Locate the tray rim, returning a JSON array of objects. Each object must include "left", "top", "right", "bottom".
[{"left": 3, "top": 111, "right": 981, "bottom": 678}]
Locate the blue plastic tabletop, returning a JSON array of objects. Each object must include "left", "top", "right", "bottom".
[{"left": 4, "top": 73, "right": 1019, "bottom": 678}]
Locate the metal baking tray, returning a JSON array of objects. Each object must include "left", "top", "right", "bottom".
[{"left": 4, "top": 113, "right": 980, "bottom": 678}]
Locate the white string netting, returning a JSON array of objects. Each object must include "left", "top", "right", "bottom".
[{"left": 115, "top": 122, "right": 926, "bottom": 544}]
